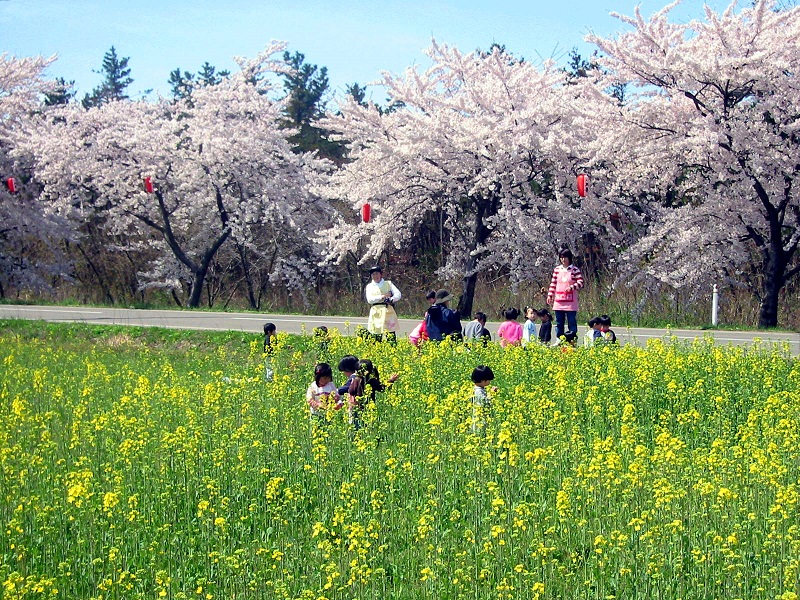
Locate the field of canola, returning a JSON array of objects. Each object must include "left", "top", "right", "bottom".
[{"left": 1, "top": 321, "right": 799, "bottom": 600}]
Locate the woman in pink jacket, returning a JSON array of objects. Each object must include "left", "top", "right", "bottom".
[{"left": 546, "top": 248, "right": 584, "bottom": 345}]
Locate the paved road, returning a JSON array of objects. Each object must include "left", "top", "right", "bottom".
[{"left": 1, "top": 305, "right": 798, "bottom": 354}]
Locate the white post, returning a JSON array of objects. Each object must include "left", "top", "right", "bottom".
[{"left": 711, "top": 284, "right": 719, "bottom": 326}]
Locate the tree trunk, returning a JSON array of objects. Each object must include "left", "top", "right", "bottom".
[
  {"left": 758, "top": 280, "right": 781, "bottom": 329},
  {"left": 456, "top": 193, "right": 498, "bottom": 318},
  {"left": 75, "top": 242, "right": 115, "bottom": 305},
  {"left": 171, "top": 289, "right": 183, "bottom": 307},
  {"left": 742, "top": 170, "right": 799, "bottom": 328},
  {"left": 459, "top": 269, "right": 479, "bottom": 319},
  {"left": 237, "top": 243, "right": 258, "bottom": 310},
  {"left": 757, "top": 246, "right": 786, "bottom": 328},
  {"left": 187, "top": 274, "right": 205, "bottom": 308},
  {"left": 186, "top": 230, "right": 231, "bottom": 308}
]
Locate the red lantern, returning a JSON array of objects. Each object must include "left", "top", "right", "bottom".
[
  {"left": 577, "top": 174, "right": 588, "bottom": 197},
  {"left": 6, "top": 178, "right": 17, "bottom": 193},
  {"left": 143, "top": 176, "right": 154, "bottom": 193},
  {"left": 361, "top": 202, "right": 371, "bottom": 223}
]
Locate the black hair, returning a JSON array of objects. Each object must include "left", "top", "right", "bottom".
[
  {"left": 474, "top": 311, "right": 487, "bottom": 322},
  {"left": 314, "top": 325, "right": 329, "bottom": 335},
  {"left": 337, "top": 355, "right": 359, "bottom": 373},
  {"left": 356, "top": 359, "right": 377, "bottom": 379},
  {"left": 426, "top": 290, "right": 436, "bottom": 300},
  {"left": 536, "top": 308, "right": 551, "bottom": 320},
  {"left": 471, "top": 365, "right": 495, "bottom": 384},
  {"left": 503, "top": 307, "right": 520, "bottom": 321},
  {"left": 587, "top": 317, "right": 599, "bottom": 327},
  {"left": 599, "top": 314, "right": 612, "bottom": 327},
  {"left": 559, "top": 248, "right": 574, "bottom": 263},
  {"left": 263, "top": 322, "right": 277, "bottom": 353},
  {"left": 314, "top": 362, "right": 333, "bottom": 385}
]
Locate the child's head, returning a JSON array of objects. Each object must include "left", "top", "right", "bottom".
[
  {"left": 536, "top": 308, "right": 551, "bottom": 322},
  {"left": 504, "top": 307, "right": 520, "bottom": 321},
  {"left": 426, "top": 290, "right": 437, "bottom": 304},
  {"left": 314, "top": 362, "right": 333, "bottom": 385},
  {"left": 471, "top": 365, "right": 495, "bottom": 386},
  {"left": 559, "top": 248, "right": 574, "bottom": 265},
  {"left": 337, "top": 355, "right": 359, "bottom": 375},
  {"left": 599, "top": 315, "right": 612, "bottom": 331},
  {"left": 314, "top": 325, "right": 329, "bottom": 337},
  {"left": 588, "top": 317, "right": 602, "bottom": 330},
  {"left": 474, "top": 311, "right": 487, "bottom": 324},
  {"left": 525, "top": 306, "right": 536, "bottom": 320},
  {"left": 264, "top": 322, "right": 276, "bottom": 336},
  {"left": 356, "top": 359, "right": 376, "bottom": 379}
]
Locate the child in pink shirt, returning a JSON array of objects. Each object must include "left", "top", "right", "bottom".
[
  {"left": 306, "top": 362, "right": 343, "bottom": 422},
  {"left": 497, "top": 307, "right": 523, "bottom": 347}
]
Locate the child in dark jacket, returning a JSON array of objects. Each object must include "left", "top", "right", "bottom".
[
  {"left": 599, "top": 314, "right": 617, "bottom": 344},
  {"left": 347, "top": 359, "right": 398, "bottom": 430},
  {"left": 263, "top": 322, "right": 277, "bottom": 354},
  {"left": 263, "top": 322, "right": 277, "bottom": 381},
  {"left": 337, "top": 355, "right": 360, "bottom": 396},
  {"left": 537, "top": 309, "right": 553, "bottom": 344}
]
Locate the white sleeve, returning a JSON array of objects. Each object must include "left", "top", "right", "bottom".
[
  {"left": 365, "top": 282, "right": 383, "bottom": 304},
  {"left": 389, "top": 281, "right": 402, "bottom": 302}
]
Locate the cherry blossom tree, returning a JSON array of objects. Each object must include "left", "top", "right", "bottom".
[
  {"left": 587, "top": 0, "right": 800, "bottom": 328},
  {"left": 0, "top": 53, "right": 74, "bottom": 298},
  {"left": 20, "top": 43, "right": 334, "bottom": 308},
  {"left": 321, "top": 42, "right": 628, "bottom": 317}
]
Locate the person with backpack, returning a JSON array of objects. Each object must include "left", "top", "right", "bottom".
[{"left": 425, "top": 289, "right": 462, "bottom": 342}]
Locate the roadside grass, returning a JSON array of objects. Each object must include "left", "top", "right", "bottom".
[{"left": 3, "top": 277, "right": 799, "bottom": 331}]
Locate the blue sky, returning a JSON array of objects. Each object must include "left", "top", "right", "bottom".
[{"left": 1, "top": 0, "right": 726, "bottom": 103}]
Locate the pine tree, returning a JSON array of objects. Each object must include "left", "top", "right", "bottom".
[
  {"left": 280, "top": 51, "right": 344, "bottom": 161},
  {"left": 44, "top": 77, "right": 76, "bottom": 106},
  {"left": 345, "top": 83, "right": 368, "bottom": 107},
  {"left": 168, "top": 68, "right": 194, "bottom": 101},
  {"left": 197, "top": 62, "right": 229, "bottom": 87},
  {"left": 82, "top": 46, "right": 133, "bottom": 108},
  {"left": 169, "top": 63, "right": 230, "bottom": 101}
]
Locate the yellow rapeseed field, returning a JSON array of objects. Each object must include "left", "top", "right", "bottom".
[{"left": 1, "top": 323, "right": 799, "bottom": 599}]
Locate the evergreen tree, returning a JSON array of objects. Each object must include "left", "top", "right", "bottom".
[
  {"left": 169, "top": 63, "right": 230, "bottom": 101},
  {"left": 44, "top": 77, "right": 76, "bottom": 106},
  {"left": 281, "top": 51, "right": 344, "bottom": 161},
  {"left": 82, "top": 46, "right": 133, "bottom": 108},
  {"left": 197, "top": 62, "right": 229, "bottom": 86},
  {"left": 344, "top": 82, "right": 368, "bottom": 107},
  {"left": 476, "top": 42, "right": 524, "bottom": 64},
  {"left": 564, "top": 48, "right": 598, "bottom": 82},
  {"left": 168, "top": 68, "right": 194, "bottom": 101},
  {"left": 564, "top": 48, "right": 626, "bottom": 104}
]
